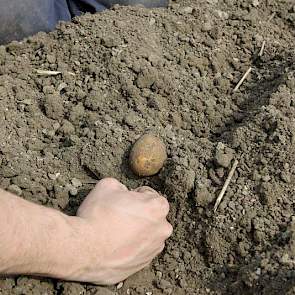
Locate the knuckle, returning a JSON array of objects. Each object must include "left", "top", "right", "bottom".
[
  {"left": 97, "top": 178, "right": 127, "bottom": 191},
  {"left": 163, "top": 222, "right": 173, "bottom": 237},
  {"left": 155, "top": 244, "right": 165, "bottom": 256},
  {"left": 98, "top": 177, "right": 119, "bottom": 186},
  {"left": 146, "top": 196, "right": 170, "bottom": 217},
  {"left": 156, "top": 196, "right": 170, "bottom": 215}
]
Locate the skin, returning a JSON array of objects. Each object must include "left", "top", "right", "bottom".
[{"left": 0, "top": 178, "right": 172, "bottom": 284}]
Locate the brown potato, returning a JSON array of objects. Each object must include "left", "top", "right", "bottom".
[{"left": 129, "top": 134, "right": 167, "bottom": 177}]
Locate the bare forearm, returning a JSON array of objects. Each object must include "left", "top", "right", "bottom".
[{"left": 0, "top": 189, "right": 84, "bottom": 278}]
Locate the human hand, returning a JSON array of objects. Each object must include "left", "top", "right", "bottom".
[{"left": 67, "top": 178, "right": 172, "bottom": 284}]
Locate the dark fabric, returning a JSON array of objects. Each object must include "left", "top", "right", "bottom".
[
  {"left": 0, "top": 0, "right": 168, "bottom": 44},
  {"left": 67, "top": 0, "right": 107, "bottom": 17},
  {"left": 98, "top": 0, "right": 168, "bottom": 9},
  {"left": 0, "top": 0, "right": 72, "bottom": 44}
]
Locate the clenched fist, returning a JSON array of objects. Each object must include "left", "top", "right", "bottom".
[{"left": 72, "top": 178, "right": 173, "bottom": 284}]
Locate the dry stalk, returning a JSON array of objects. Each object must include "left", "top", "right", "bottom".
[
  {"left": 214, "top": 159, "right": 239, "bottom": 213},
  {"left": 233, "top": 67, "right": 252, "bottom": 92}
]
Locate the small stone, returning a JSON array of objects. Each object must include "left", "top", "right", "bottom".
[
  {"left": 57, "top": 82, "right": 67, "bottom": 92},
  {"left": 8, "top": 184, "right": 22, "bottom": 196},
  {"left": 21, "top": 99, "right": 32, "bottom": 105},
  {"left": 156, "top": 271, "right": 163, "bottom": 279},
  {"left": 281, "top": 171, "right": 291, "bottom": 183},
  {"left": 149, "top": 18, "right": 156, "bottom": 25},
  {"left": 116, "top": 282, "right": 123, "bottom": 289},
  {"left": 262, "top": 175, "right": 271, "bottom": 182},
  {"left": 180, "top": 6, "right": 193, "bottom": 14},
  {"left": 66, "top": 184, "right": 78, "bottom": 196},
  {"left": 252, "top": 0, "right": 259, "bottom": 7},
  {"left": 48, "top": 173, "right": 60, "bottom": 180},
  {"left": 215, "top": 10, "right": 229, "bottom": 20},
  {"left": 71, "top": 178, "right": 82, "bottom": 188}
]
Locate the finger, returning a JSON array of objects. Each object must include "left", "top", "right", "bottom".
[
  {"left": 143, "top": 195, "right": 170, "bottom": 219},
  {"left": 77, "top": 178, "right": 128, "bottom": 217},
  {"left": 134, "top": 186, "right": 159, "bottom": 195},
  {"left": 97, "top": 178, "right": 128, "bottom": 192},
  {"left": 134, "top": 187, "right": 162, "bottom": 201}
]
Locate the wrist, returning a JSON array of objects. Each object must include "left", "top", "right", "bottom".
[
  {"left": 40, "top": 213, "right": 106, "bottom": 283},
  {"left": 0, "top": 192, "right": 94, "bottom": 280}
]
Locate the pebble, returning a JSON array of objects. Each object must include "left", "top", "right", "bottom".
[
  {"left": 215, "top": 10, "right": 229, "bottom": 20},
  {"left": 252, "top": 0, "right": 260, "bottom": 7},
  {"left": 281, "top": 171, "right": 291, "bottom": 183},
  {"left": 262, "top": 175, "right": 271, "bottom": 182},
  {"left": 180, "top": 6, "right": 193, "bottom": 14},
  {"left": 71, "top": 178, "right": 82, "bottom": 188},
  {"left": 66, "top": 184, "right": 78, "bottom": 196},
  {"left": 149, "top": 18, "right": 156, "bottom": 26},
  {"left": 156, "top": 271, "right": 163, "bottom": 279},
  {"left": 48, "top": 173, "right": 60, "bottom": 180},
  {"left": 116, "top": 282, "right": 123, "bottom": 289},
  {"left": 57, "top": 82, "right": 67, "bottom": 92}
]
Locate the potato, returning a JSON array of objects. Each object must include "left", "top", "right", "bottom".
[{"left": 129, "top": 134, "right": 167, "bottom": 176}]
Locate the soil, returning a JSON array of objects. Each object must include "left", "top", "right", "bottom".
[{"left": 0, "top": 0, "right": 295, "bottom": 294}]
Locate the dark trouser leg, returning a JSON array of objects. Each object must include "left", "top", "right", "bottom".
[
  {"left": 69, "top": 0, "right": 168, "bottom": 15},
  {"left": 0, "top": 0, "right": 71, "bottom": 44},
  {"left": 98, "top": 0, "right": 168, "bottom": 8}
]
